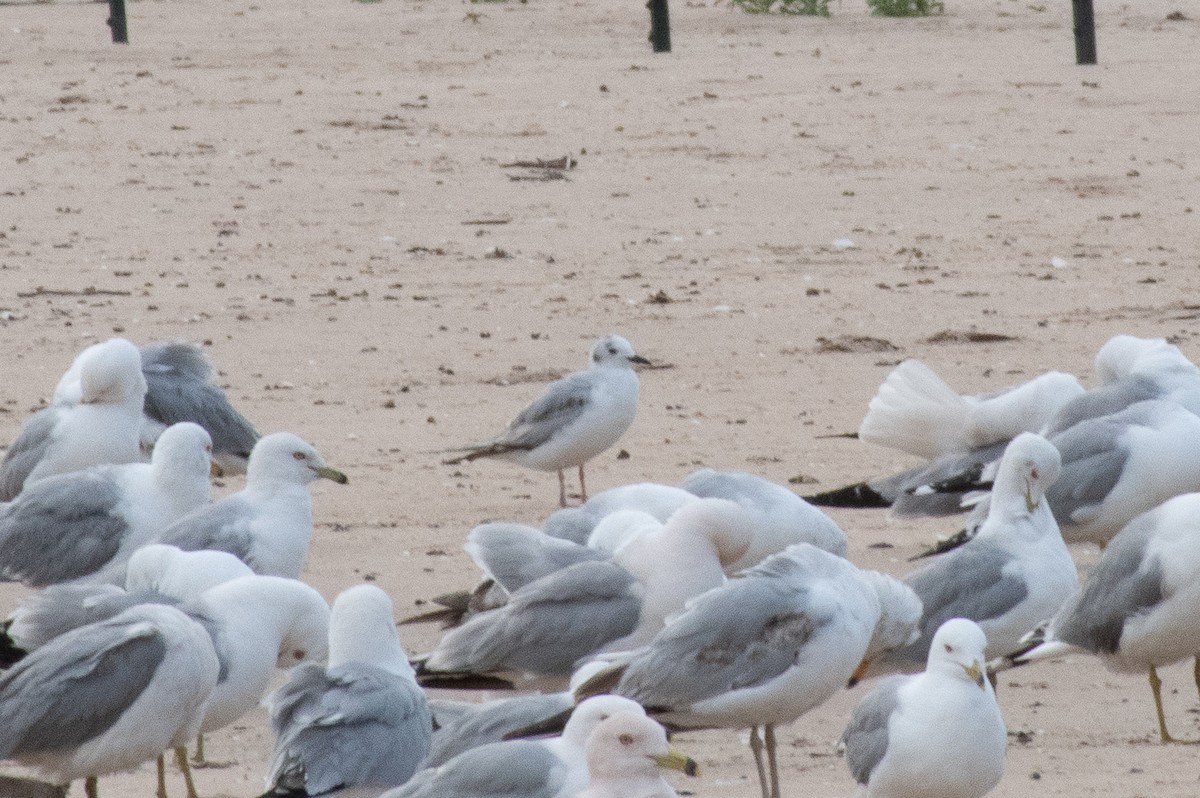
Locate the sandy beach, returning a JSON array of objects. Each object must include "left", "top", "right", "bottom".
[{"left": 2, "top": 0, "right": 1200, "bottom": 794}]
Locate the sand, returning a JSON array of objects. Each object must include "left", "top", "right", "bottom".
[{"left": 2, "top": 0, "right": 1200, "bottom": 794}]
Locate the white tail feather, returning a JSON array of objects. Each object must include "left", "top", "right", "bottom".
[{"left": 859, "top": 360, "right": 973, "bottom": 459}]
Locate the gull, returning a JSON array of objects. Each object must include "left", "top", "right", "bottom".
[
  {"left": 542, "top": 482, "right": 698, "bottom": 544},
  {"left": 1001, "top": 491, "right": 1200, "bottom": 743},
  {"left": 381, "top": 695, "right": 647, "bottom": 798},
  {"left": 3, "top": 544, "right": 252, "bottom": 661},
  {"left": 858, "top": 358, "right": 1084, "bottom": 460},
  {"left": 153, "top": 432, "right": 348, "bottom": 579},
  {"left": 425, "top": 693, "right": 575, "bottom": 768},
  {"left": 853, "top": 433, "right": 1077, "bottom": 680},
  {"left": 416, "top": 498, "right": 755, "bottom": 686},
  {"left": 55, "top": 340, "right": 261, "bottom": 475},
  {"left": 442, "top": 334, "right": 649, "bottom": 507},
  {"left": 841, "top": 618, "right": 1006, "bottom": 798},
  {"left": 575, "top": 713, "right": 697, "bottom": 798},
  {"left": 0, "top": 422, "right": 218, "bottom": 588},
  {"left": 0, "top": 602, "right": 221, "bottom": 798},
  {"left": 261, "top": 584, "right": 428, "bottom": 796},
  {"left": 0, "top": 337, "right": 147, "bottom": 501},
  {"left": 679, "top": 467, "right": 848, "bottom": 567},
  {"left": 574, "top": 543, "right": 922, "bottom": 798}
]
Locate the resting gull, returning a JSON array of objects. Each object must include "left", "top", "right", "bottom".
[
  {"left": 381, "top": 695, "right": 647, "bottom": 798},
  {"left": 0, "top": 337, "right": 147, "bottom": 501},
  {"left": 842, "top": 618, "right": 1006, "bottom": 798},
  {"left": 575, "top": 713, "right": 696, "bottom": 798},
  {"left": 853, "top": 433, "right": 1077, "bottom": 680},
  {"left": 442, "top": 335, "right": 650, "bottom": 507},
  {"left": 261, "top": 584, "right": 430, "bottom": 796},
  {"left": 154, "top": 432, "right": 348, "bottom": 579},
  {"left": 0, "top": 422, "right": 217, "bottom": 588}
]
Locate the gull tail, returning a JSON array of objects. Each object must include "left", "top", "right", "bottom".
[{"left": 859, "top": 359, "right": 974, "bottom": 460}]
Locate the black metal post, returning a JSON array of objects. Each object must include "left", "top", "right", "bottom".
[
  {"left": 1071, "top": 0, "right": 1096, "bottom": 64},
  {"left": 648, "top": 0, "right": 671, "bottom": 53},
  {"left": 107, "top": 0, "right": 128, "bottom": 44}
]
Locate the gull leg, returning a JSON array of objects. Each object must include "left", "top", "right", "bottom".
[
  {"left": 748, "top": 726, "right": 771, "bottom": 798},
  {"left": 557, "top": 469, "right": 568, "bottom": 507},
  {"left": 85, "top": 776, "right": 100, "bottom": 798},
  {"left": 175, "top": 746, "right": 200, "bottom": 798},
  {"left": 1193, "top": 656, "right": 1200, "bottom": 702},
  {"left": 766, "top": 723, "right": 781, "bottom": 798},
  {"left": 191, "top": 733, "right": 206, "bottom": 766},
  {"left": 156, "top": 754, "right": 168, "bottom": 798},
  {"left": 1149, "top": 666, "right": 1174, "bottom": 743},
  {"left": 578, "top": 464, "right": 588, "bottom": 503}
]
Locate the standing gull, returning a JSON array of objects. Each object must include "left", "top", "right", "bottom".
[
  {"left": 262, "top": 584, "right": 431, "bottom": 796},
  {"left": 0, "top": 422, "right": 218, "bottom": 588},
  {"left": 0, "top": 603, "right": 220, "bottom": 798},
  {"left": 1002, "top": 491, "right": 1200, "bottom": 742},
  {"left": 0, "top": 337, "right": 148, "bottom": 501},
  {"left": 854, "top": 432, "right": 1077, "bottom": 680},
  {"left": 842, "top": 618, "right": 1006, "bottom": 798},
  {"left": 575, "top": 543, "right": 922, "bottom": 798},
  {"left": 442, "top": 335, "right": 649, "bottom": 507},
  {"left": 155, "top": 432, "right": 348, "bottom": 579}
]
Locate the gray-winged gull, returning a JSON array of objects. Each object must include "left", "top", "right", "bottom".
[
  {"left": 574, "top": 543, "right": 921, "bottom": 798},
  {"left": 0, "top": 602, "right": 220, "bottom": 798},
  {"left": 154, "top": 432, "right": 347, "bottom": 579},
  {"left": 416, "top": 498, "right": 755, "bottom": 686},
  {"left": 842, "top": 618, "right": 1006, "bottom": 798},
  {"left": 575, "top": 713, "right": 696, "bottom": 798},
  {"left": 0, "top": 338, "right": 148, "bottom": 501},
  {"left": 261, "top": 584, "right": 430, "bottom": 796},
  {"left": 854, "top": 433, "right": 1077, "bottom": 680},
  {"left": 442, "top": 335, "right": 650, "bottom": 507},
  {"left": 0, "top": 422, "right": 217, "bottom": 588},
  {"left": 381, "top": 695, "right": 647, "bottom": 798},
  {"left": 425, "top": 693, "right": 575, "bottom": 768},
  {"left": 1002, "top": 490, "right": 1200, "bottom": 742}
]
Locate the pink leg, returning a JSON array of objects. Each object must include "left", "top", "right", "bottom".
[
  {"left": 578, "top": 464, "right": 588, "bottom": 503},
  {"left": 557, "top": 469, "right": 568, "bottom": 507}
]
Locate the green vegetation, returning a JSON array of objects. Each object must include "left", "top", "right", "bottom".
[
  {"left": 864, "top": 0, "right": 944, "bottom": 16},
  {"left": 732, "top": 0, "right": 832, "bottom": 16}
]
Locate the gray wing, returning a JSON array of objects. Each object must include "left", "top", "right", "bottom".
[
  {"left": 156, "top": 497, "right": 256, "bottom": 563},
  {"left": 0, "top": 471, "right": 128, "bottom": 586},
  {"left": 7, "top": 585, "right": 177, "bottom": 651},
  {"left": 425, "top": 693, "right": 573, "bottom": 768},
  {"left": 616, "top": 575, "right": 816, "bottom": 710},
  {"left": 0, "top": 408, "right": 59, "bottom": 501},
  {"left": 888, "top": 441, "right": 1009, "bottom": 517},
  {"left": 842, "top": 675, "right": 905, "bottom": 786},
  {"left": 0, "top": 615, "right": 167, "bottom": 756},
  {"left": 1045, "top": 410, "right": 1135, "bottom": 526},
  {"left": 454, "top": 372, "right": 594, "bottom": 459},
  {"left": 888, "top": 541, "right": 1027, "bottom": 668},
  {"left": 140, "top": 342, "right": 259, "bottom": 471},
  {"left": 466, "top": 523, "right": 605, "bottom": 595},
  {"left": 266, "top": 663, "right": 432, "bottom": 793},
  {"left": 384, "top": 740, "right": 565, "bottom": 798},
  {"left": 1054, "top": 513, "right": 1163, "bottom": 654},
  {"left": 1043, "top": 375, "right": 1161, "bottom": 436},
  {"left": 423, "top": 561, "right": 641, "bottom": 676}
]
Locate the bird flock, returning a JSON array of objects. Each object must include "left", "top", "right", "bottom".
[{"left": 3, "top": 332, "right": 1200, "bottom": 798}]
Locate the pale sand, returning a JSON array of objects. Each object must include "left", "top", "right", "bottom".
[{"left": 2, "top": 0, "right": 1199, "bottom": 795}]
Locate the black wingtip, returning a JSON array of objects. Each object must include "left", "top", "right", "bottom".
[
  {"left": 907, "top": 527, "right": 973, "bottom": 561},
  {"left": 0, "top": 621, "right": 27, "bottom": 669},
  {"left": 804, "top": 482, "right": 891, "bottom": 508}
]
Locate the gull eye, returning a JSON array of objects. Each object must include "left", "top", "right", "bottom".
[
  {"left": 944, "top": 643, "right": 953, "bottom": 653},
  {"left": 292, "top": 649, "right": 305, "bottom": 661},
  {"left": 1030, "top": 467, "right": 1039, "bottom": 480},
  {"left": 293, "top": 451, "right": 308, "bottom": 461},
  {"left": 619, "top": 734, "right": 634, "bottom": 746}
]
